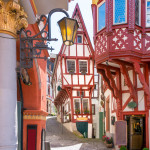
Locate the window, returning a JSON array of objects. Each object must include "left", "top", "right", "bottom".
[
  {"left": 81, "top": 91, "right": 84, "bottom": 97},
  {"left": 48, "top": 86, "right": 50, "bottom": 95},
  {"left": 94, "top": 84, "right": 98, "bottom": 90},
  {"left": 114, "top": 0, "right": 126, "bottom": 24},
  {"left": 74, "top": 99, "right": 80, "bottom": 113},
  {"left": 98, "top": 2, "right": 106, "bottom": 30},
  {"left": 67, "top": 60, "right": 75, "bottom": 73},
  {"left": 146, "top": 1, "right": 150, "bottom": 26},
  {"left": 92, "top": 104, "right": 95, "bottom": 115},
  {"left": 47, "top": 75, "right": 50, "bottom": 82},
  {"left": 77, "top": 35, "right": 82, "bottom": 43},
  {"left": 77, "top": 91, "right": 80, "bottom": 96},
  {"left": 83, "top": 99, "right": 89, "bottom": 113},
  {"left": 135, "top": 0, "right": 141, "bottom": 25},
  {"left": 79, "top": 60, "right": 87, "bottom": 73}
]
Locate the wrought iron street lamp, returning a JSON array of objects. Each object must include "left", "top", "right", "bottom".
[
  {"left": 19, "top": 8, "right": 79, "bottom": 69},
  {"left": 58, "top": 17, "right": 79, "bottom": 46}
]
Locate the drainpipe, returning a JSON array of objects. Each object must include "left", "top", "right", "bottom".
[{"left": 17, "top": 74, "right": 24, "bottom": 150}]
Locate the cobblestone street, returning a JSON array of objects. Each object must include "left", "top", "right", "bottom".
[{"left": 46, "top": 116, "right": 113, "bottom": 150}]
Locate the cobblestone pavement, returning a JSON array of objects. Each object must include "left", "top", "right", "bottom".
[{"left": 46, "top": 116, "right": 113, "bottom": 150}]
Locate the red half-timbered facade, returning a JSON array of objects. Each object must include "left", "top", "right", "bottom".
[
  {"left": 52, "top": 4, "right": 94, "bottom": 138},
  {"left": 92, "top": 0, "right": 150, "bottom": 149}
]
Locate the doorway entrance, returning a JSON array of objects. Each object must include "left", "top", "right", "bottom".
[{"left": 125, "top": 115, "right": 146, "bottom": 150}]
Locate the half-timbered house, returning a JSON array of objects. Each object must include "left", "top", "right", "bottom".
[
  {"left": 52, "top": 4, "right": 95, "bottom": 138},
  {"left": 92, "top": 0, "right": 150, "bottom": 149}
]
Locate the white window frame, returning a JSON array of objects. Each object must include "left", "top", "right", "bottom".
[
  {"left": 135, "top": 0, "right": 141, "bottom": 26},
  {"left": 113, "top": 0, "right": 127, "bottom": 25},
  {"left": 146, "top": 0, "right": 150, "bottom": 27},
  {"left": 74, "top": 98, "right": 81, "bottom": 113},
  {"left": 66, "top": 59, "right": 76, "bottom": 73},
  {"left": 82, "top": 98, "right": 90, "bottom": 113},
  {"left": 97, "top": 0, "right": 106, "bottom": 32},
  {"left": 79, "top": 60, "right": 88, "bottom": 73}
]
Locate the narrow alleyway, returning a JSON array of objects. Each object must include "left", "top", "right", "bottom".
[{"left": 46, "top": 116, "right": 113, "bottom": 150}]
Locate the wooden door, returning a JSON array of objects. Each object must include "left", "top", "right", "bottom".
[
  {"left": 27, "top": 125, "right": 37, "bottom": 150},
  {"left": 130, "top": 116, "right": 143, "bottom": 150}
]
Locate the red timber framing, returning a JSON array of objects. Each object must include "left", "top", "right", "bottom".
[
  {"left": 52, "top": 4, "right": 94, "bottom": 124},
  {"left": 92, "top": 0, "right": 150, "bottom": 148},
  {"left": 97, "top": 64, "right": 122, "bottom": 119}
]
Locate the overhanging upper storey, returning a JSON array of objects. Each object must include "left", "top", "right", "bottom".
[
  {"left": 92, "top": 0, "right": 150, "bottom": 64},
  {"left": 21, "top": 0, "right": 69, "bottom": 24}
]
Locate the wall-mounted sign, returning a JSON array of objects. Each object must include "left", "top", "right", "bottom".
[
  {"left": 128, "top": 101, "right": 137, "bottom": 108},
  {"left": 57, "top": 85, "right": 62, "bottom": 91},
  {"left": 115, "top": 121, "right": 127, "bottom": 146}
]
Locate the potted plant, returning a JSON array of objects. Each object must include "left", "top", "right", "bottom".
[
  {"left": 84, "top": 109, "right": 90, "bottom": 114},
  {"left": 81, "top": 70, "right": 87, "bottom": 75},
  {"left": 102, "top": 135, "right": 107, "bottom": 144},
  {"left": 120, "top": 146, "right": 127, "bottom": 150},
  {"left": 105, "top": 137, "right": 113, "bottom": 148},
  {"left": 69, "top": 70, "right": 75, "bottom": 74},
  {"left": 75, "top": 109, "right": 80, "bottom": 114}
]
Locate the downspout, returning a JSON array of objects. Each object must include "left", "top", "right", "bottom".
[{"left": 17, "top": 73, "right": 24, "bottom": 150}]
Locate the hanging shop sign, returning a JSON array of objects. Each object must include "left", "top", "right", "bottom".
[
  {"left": 57, "top": 85, "right": 62, "bottom": 91},
  {"left": 128, "top": 101, "right": 137, "bottom": 108}
]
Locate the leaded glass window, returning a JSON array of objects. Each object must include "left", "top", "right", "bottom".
[
  {"left": 135, "top": 0, "right": 140, "bottom": 25},
  {"left": 114, "top": 0, "right": 126, "bottom": 24},
  {"left": 74, "top": 99, "right": 80, "bottom": 113},
  {"left": 146, "top": 1, "right": 150, "bottom": 26},
  {"left": 67, "top": 60, "right": 75, "bottom": 73},
  {"left": 77, "top": 35, "right": 82, "bottom": 43},
  {"left": 79, "top": 60, "right": 87, "bottom": 73},
  {"left": 98, "top": 2, "right": 106, "bottom": 31},
  {"left": 83, "top": 99, "right": 89, "bottom": 113}
]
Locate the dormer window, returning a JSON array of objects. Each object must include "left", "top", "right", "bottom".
[
  {"left": 98, "top": 1, "right": 106, "bottom": 31},
  {"left": 77, "top": 35, "right": 82, "bottom": 43},
  {"left": 135, "top": 0, "right": 141, "bottom": 26},
  {"left": 146, "top": 1, "right": 150, "bottom": 27},
  {"left": 114, "top": 0, "right": 127, "bottom": 24},
  {"left": 67, "top": 60, "right": 76, "bottom": 73},
  {"left": 79, "top": 60, "right": 87, "bottom": 74}
]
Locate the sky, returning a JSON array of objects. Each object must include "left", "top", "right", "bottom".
[{"left": 49, "top": 0, "right": 93, "bottom": 55}]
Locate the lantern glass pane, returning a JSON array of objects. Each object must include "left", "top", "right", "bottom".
[
  {"left": 72, "top": 22, "right": 78, "bottom": 44},
  {"left": 58, "top": 18, "right": 66, "bottom": 42},
  {"left": 66, "top": 19, "right": 75, "bottom": 41}
]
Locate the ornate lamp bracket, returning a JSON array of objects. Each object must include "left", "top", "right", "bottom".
[{"left": 19, "top": 8, "right": 69, "bottom": 69}]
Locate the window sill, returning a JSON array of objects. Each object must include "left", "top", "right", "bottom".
[
  {"left": 112, "top": 23, "right": 128, "bottom": 27},
  {"left": 97, "top": 27, "right": 106, "bottom": 35}
]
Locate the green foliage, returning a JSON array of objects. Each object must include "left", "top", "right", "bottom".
[
  {"left": 84, "top": 109, "right": 90, "bottom": 114},
  {"left": 75, "top": 109, "right": 80, "bottom": 114},
  {"left": 120, "top": 146, "right": 127, "bottom": 150},
  {"left": 143, "top": 148, "right": 149, "bottom": 150}
]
